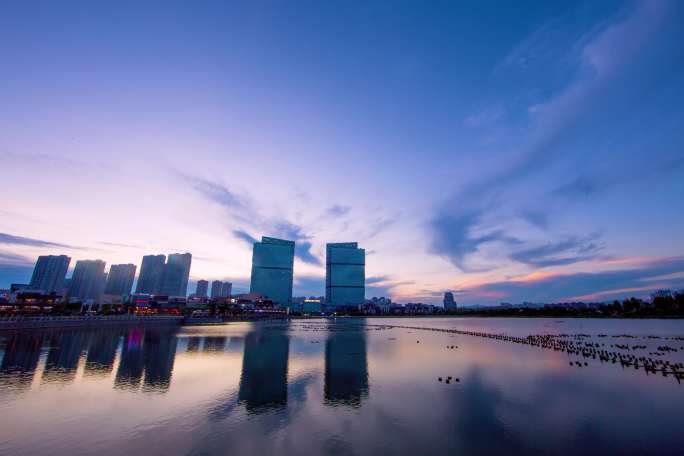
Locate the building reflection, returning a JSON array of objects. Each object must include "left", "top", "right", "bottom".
[
  {"left": 227, "top": 336, "right": 243, "bottom": 351},
  {"left": 84, "top": 330, "right": 120, "bottom": 377},
  {"left": 238, "top": 325, "right": 289, "bottom": 412},
  {"left": 324, "top": 323, "right": 368, "bottom": 407},
  {"left": 114, "top": 328, "right": 179, "bottom": 392},
  {"left": 142, "top": 328, "right": 178, "bottom": 392},
  {"left": 114, "top": 328, "right": 145, "bottom": 390},
  {"left": 203, "top": 336, "right": 227, "bottom": 352},
  {"left": 42, "top": 331, "right": 89, "bottom": 383},
  {"left": 0, "top": 333, "right": 45, "bottom": 390},
  {"left": 186, "top": 337, "right": 201, "bottom": 353}
]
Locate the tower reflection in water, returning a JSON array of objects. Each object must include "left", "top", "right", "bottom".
[
  {"left": 84, "top": 330, "right": 119, "bottom": 377},
  {"left": 114, "top": 327, "right": 179, "bottom": 392},
  {"left": 324, "top": 321, "right": 369, "bottom": 407},
  {"left": 142, "top": 328, "right": 178, "bottom": 392},
  {"left": 114, "top": 329, "right": 145, "bottom": 389},
  {"left": 238, "top": 324, "right": 290, "bottom": 413},
  {"left": 0, "top": 333, "right": 44, "bottom": 390},
  {"left": 203, "top": 336, "right": 227, "bottom": 352},
  {"left": 0, "top": 322, "right": 371, "bottom": 405},
  {"left": 42, "top": 331, "right": 90, "bottom": 383}
]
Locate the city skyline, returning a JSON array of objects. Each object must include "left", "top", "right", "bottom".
[{"left": 2, "top": 1, "right": 684, "bottom": 305}]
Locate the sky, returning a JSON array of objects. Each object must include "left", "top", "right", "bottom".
[{"left": 1, "top": 0, "right": 684, "bottom": 305}]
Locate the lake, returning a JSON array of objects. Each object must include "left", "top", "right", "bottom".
[{"left": 1, "top": 317, "right": 683, "bottom": 455}]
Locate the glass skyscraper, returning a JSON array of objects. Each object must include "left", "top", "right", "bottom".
[
  {"left": 220, "top": 281, "right": 232, "bottom": 298},
  {"left": 104, "top": 264, "right": 137, "bottom": 296},
  {"left": 29, "top": 255, "right": 71, "bottom": 293},
  {"left": 195, "top": 280, "right": 209, "bottom": 298},
  {"left": 136, "top": 254, "right": 166, "bottom": 294},
  {"left": 326, "top": 243, "right": 365, "bottom": 309},
  {"left": 210, "top": 280, "right": 223, "bottom": 298},
  {"left": 160, "top": 253, "right": 192, "bottom": 297},
  {"left": 250, "top": 237, "right": 294, "bottom": 306},
  {"left": 68, "top": 260, "right": 107, "bottom": 302}
]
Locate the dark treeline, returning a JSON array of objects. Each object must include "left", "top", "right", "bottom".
[{"left": 455, "top": 293, "right": 684, "bottom": 318}]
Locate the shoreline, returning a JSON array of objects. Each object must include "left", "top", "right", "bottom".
[{"left": 2, "top": 313, "right": 683, "bottom": 333}]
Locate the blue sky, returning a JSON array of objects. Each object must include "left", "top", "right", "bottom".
[{"left": 1, "top": 0, "right": 683, "bottom": 304}]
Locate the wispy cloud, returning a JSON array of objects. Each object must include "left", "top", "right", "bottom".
[
  {"left": 366, "top": 216, "right": 396, "bottom": 239},
  {"left": 429, "top": 207, "right": 521, "bottom": 272},
  {"left": 365, "top": 275, "right": 391, "bottom": 285},
  {"left": 100, "top": 241, "right": 147, "bottom": 249},
  {"left": 325, "top": 204, "right": 351, "bottom": 217},
  {"left": 429, "top": 1, "right": 671, "bottom": 273},
  {"left": 510, "top": 234, "right": 603, "bottom": 268},
  {"left": 181, "top": 172, "right": 323, "bottom": 266},
  {"left": 365, "top": 275, "right": 414, "bottom": 298},
  {"left": 0, "top": 232, "right": 78, "bottom": 249},
  {"left": 293, "top": 274, "right": 325, "bottom": 296},
  {"left": 180, "top": 172, "right": 257, "bottom": 226},
  {"left": 232, "top": 229, "right": 258, "bottom": 246},
  {"left": 459, "top": 256, "right": 684, "bottom": 305},
  {"left": 295, "top": 241, "right": 321, "bottom": 266},
  {"left": 0, "top": 250, "right": 33, "bottom": 266}
]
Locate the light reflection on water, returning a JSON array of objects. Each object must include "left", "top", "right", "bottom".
[{"left": 0, "top": 318, "right": 683, "bottom": 455}]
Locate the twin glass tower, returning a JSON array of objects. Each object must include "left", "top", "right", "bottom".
[
  {"left": 249, "top": 237, "right": 295, "bottom": 306},
  {"left": 249, "top": 237, "right": 365, "bottom": 309}
]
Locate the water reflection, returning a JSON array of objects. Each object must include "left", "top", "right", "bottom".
[
  {"left": 42, "top": 331, "right": 89, "bottom": 383},
  {"left": 186, "top": 336, "right": 201, "bottom": 353},
  {"left": 114, "top": 329, "right": 145, "bottom": 390},
  {"left": 84, "top": 331, "right": 119, "bottom": 377},
  {"left": 238, "top": 324, "right": 290, "bottom": 412},
  {"left": 1, "top": 319, "right": 683, "bottom": 455},
  {"left": 203, "top": 336, "right": 227, "bottom": 352},
  {"left": 324, "top": 322, "right": 369, "bottom": 407},
  {"left": 0, "top": 333, "right": 44, "bottom": 390},
  {"left": 142, "top": 328, "right": 178, "bottom": 392},
  {"left": 111, "top": 328, "right": 179, "bottom": 392},
  {"left": 455, "top": 368, "right": 526, "bottom": 454}
]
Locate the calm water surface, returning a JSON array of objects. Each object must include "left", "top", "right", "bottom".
[{"left": 1, "top": 317, "right": 683, "bottom": 455}]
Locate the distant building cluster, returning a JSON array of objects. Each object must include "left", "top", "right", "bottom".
[{"left": 0, "top": 237, "right": 374, "bottom": 316}]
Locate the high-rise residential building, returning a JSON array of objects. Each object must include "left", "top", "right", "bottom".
[
  {"left": 160, "top": 253, "right": 192, "bottom": 297},
  {"left": 326, "top": 243, "right": 365, "bottom": 309},
  {"left": 136, "top": 255, "right": 166, "bottom": 294},
  {"left": 443, "top": 292, "right": 457, "bottom": 312},
  {"left": 68, "top": 260, "right": 107, "bottom": 302},
  {"left": 195, "top": 280, "right": 209, "bottom": 298},
  {"left": 250, "top": 237, "right": 294, "bottom": 306},
  {"left": 220, "top": 281, "right": 232, "bottom": 298},
  {"left": 210, "top": 280, "right": 223, "bottom": 298},
  {"left": 104, "top": 264, "right": 137, "bottom": 296},
  {"left": 28, "top": 255, "right": 71, "bottom": 293}
]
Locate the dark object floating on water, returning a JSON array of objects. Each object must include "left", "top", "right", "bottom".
[
  {"left": 438, "top": 377, "right": 442, "bottom": 382},
  {"left": 367, "top": 323, "right": 684, "bottom": 384}
]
